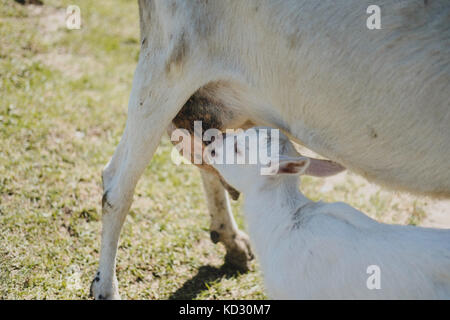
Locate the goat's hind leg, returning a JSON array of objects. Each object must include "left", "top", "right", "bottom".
[
  {"left": 200, "top": 170, "right": 254, "bottom": 271},
  {"left": 171, "top": 92, "right": 254, "bottom": 271}
]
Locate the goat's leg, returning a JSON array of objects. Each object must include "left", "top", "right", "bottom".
[
  {"left": 200, "top": 170, "right": 254, "bottom": 271},
  {"left": 169, "top": 92, "right": 254, "bottom": 270},
  {"left": 90, "top": 50, "right": 203, "bottom": 299},
  {"left": 90, "top": 123, "right": 160, "bottom": 299}
]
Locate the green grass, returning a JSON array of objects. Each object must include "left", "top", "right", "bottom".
[
  {"left": 0, "top": 0, "right": 439, "bottom": 300},
  {"left": 0, "top": 0, "right": 265, "bottom": 300}
]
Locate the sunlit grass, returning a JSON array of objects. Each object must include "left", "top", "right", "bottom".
[{"left": 0, "top": 0, "right": 265, "bottom": 300}]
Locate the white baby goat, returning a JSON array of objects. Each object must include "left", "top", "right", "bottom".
[{"left": 206, "top": 128, "right": 450, "bottom": 299}]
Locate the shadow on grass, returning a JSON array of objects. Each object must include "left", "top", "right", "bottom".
[{"left": 169, "top": 263, "right": 243, "bottom": 300}]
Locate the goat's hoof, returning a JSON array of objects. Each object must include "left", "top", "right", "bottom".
[
  {"left": 89, "top": 271, "right": 121, "bottom": 300},
  {"left": 224, "top": 231, "right": 254, "bottom": 272}
]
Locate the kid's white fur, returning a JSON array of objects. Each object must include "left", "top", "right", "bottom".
[{"left": 208, "top": 128, "right": 450, "bottom": 299}]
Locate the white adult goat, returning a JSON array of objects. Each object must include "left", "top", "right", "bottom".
[
  {"left": 206, "top": 128, "right": 450, "bottom": 299},
  {"left": 91, "top": 0, "right": 450, "bottom": 299}
]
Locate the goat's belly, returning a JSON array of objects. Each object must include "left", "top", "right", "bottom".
[{"left": 285, "top": 107, "right": 450, "bottom": 199}]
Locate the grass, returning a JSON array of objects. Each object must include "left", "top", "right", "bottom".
[
  {"left": 0, "top": 0, "right": 264, "bottom": 300},
  {"left": 0, "top": 0, "right": 445, "bottom": 300}
]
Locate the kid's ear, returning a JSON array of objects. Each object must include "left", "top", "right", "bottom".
[
  {"left": 304, "top": 158, "right": 345, "bottom": 177},
  {"left": 276, "top": 157, "right": 310, "bottom": 175}
]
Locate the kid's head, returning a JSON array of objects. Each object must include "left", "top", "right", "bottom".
[{"left": 205, "top": 127, "right": 345, "bottom": 192}]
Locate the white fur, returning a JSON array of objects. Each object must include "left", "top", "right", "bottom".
[
  {"left": 208, "top": 128, "right": 450, "bottom": 299},
  {"left": 91, "top": 0, "right": 450, "bottom": 299}
]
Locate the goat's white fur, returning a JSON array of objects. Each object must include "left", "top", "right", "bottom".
[
  {"left": 208, "top": 128, "right": 450, "bottom": 299},
  {"left": 91, "top": 0, "right": 450, "bottom": 299}
]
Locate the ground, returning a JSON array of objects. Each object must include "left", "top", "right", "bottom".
[{"left": 0, "top": 0, "right": 449, "bottom": 300}]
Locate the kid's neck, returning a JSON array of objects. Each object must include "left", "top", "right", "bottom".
[{"left": 244, "top": 176, "right": 311, "bottom": 216}]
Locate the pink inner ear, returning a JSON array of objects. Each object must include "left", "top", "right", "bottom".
[{"left": 305, "top": 158, "right": 345, "bottom": 177}]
